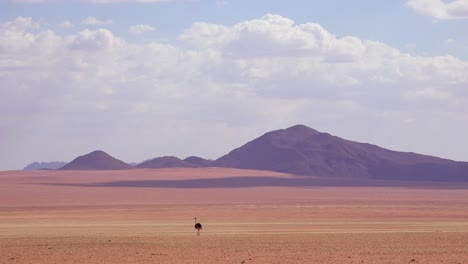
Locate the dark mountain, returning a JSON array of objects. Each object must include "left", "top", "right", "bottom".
[
  {"left": 214, "top": 125, "right": 468, "bottom": 181},
  {"left": 24, "top": 161, "right": 67, "bottom": 170},
  {"left": 59, "top": 150, "right": 132, "bottom": 170},
  {"left": 184, "top": 156, "right": 213, "bottom": 167},
  {"left": 42, "top": 125, "right": 467, "bottom": 182},
  {"left": 137, "top": 156, "right": 197, "bottom": 169}
]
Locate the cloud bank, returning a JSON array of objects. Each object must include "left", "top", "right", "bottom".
[
  {"left": 407, "top": 0, "right": 468, "bottom": 19},
  {"left": 1, "top": 14, "right": 468, "bottom": 169}
]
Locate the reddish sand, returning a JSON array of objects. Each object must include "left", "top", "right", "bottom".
[{"left": 1, "top": 168, "right": 467, "bottom": 263}]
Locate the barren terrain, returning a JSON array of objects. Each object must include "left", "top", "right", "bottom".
[{"left": 1, "top": 168, "right": 467, "bottom": 263}]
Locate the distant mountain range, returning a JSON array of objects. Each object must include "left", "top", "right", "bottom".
[
  {"left": 137, "top": 156, "right": 197, "bottom": 168},
  {"left": 26, "top": 125, "right": 468, "bottom": 181},
  {"left": 24, "top": 161, "right": 67, "bottom": 170},
  {"left": 136, "top": 156, "right": 213, "bottom": 169}
]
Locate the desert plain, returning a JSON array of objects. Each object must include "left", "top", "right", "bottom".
[{"left": 1, "top": 168, "right": 467, "bottom": 264}]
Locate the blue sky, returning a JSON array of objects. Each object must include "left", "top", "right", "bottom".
[{"left": 1, "top": 0, "right": 468, "bottom": 170}]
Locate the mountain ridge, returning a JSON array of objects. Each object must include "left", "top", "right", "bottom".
[
  {"left": 213, "top": 125, "right": 467, "bottom": 181},
  {"left": 24, "top": 161, "right": 67, "bottom": 170},
  {"left": 35, "top": 125, "right": 468, "bottom": 181}
]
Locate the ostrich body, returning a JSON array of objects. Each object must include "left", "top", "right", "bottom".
[{"left": 194, "top": 217, "right": 202, "bottom": 236}]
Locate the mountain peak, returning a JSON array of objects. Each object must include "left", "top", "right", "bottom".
[
  {"left": 86, "top": 150, "right": 111, "bottom": 158},
  {"left": 282, "top": 124, "right": 321, "bottom": 137},
  {"left": 260, "top": 124, "right": 322, "bottom": 147},
  {"left": 89, "top": 150, "right": 107, "bottom": 155},
  {"left": 285, "top": 124, "right": 318, "bottom": 132},
  {"left": 60, "top": 150, "right": 131, "bottom": 170},
  {"left": 184, "top": 156, "right": 213, "bottom": 167},
  {"left": 214, "top": 125, "right": 468, "bottom": 181}
]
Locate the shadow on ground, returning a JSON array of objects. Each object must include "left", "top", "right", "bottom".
[{"left": 41, "top": 176, "right": 468, "bottom": 189}]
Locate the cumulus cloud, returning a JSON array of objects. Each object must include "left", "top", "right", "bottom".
[
  {"left": 407, "top": 0, "right": 468, "bottom": 19},
  {"left": 180, "top": 14, "right": 369, "bottom": 63},
  {"left": 67, "top": 28, "right": 124, "bottom": 51},
  {"left": 60, "top": 20, "right": 74, "bottom": 28},
  {"left": 0, "top": 16, "right": 39, "bottom": 31},
  {"left": 81, "top": 16, "right": 113, "bottom": 26},
  {"left": 1, "top": 14, "right": 468, "bottom": 170},
  {"left": 0, "top": 17, "right": 44, "bottom": 52},
  {"left": 128, "top": 24, "right": 155, "bottom": 34}
]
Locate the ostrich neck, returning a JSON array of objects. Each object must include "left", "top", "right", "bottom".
[{"left": 195, "top": 218, "right": 197, "bottom": 224}]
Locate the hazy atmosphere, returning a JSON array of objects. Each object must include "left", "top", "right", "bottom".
[{"left": 1, "top": 0, "right": 468, "bottom": 170}]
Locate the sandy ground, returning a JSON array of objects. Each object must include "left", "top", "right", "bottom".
[{"left": 1, "top": 168, "right": 468, "bottom": 263}]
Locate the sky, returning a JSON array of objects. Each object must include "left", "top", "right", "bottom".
[{"left": 1, "top": 0, "right": 468, "bottom": 170}]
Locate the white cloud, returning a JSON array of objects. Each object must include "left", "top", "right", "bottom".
[
  {"left": 128, "top": 24, "right": 155, "bottom": 34},
  {"left": 60, "top": 20, "right": 74, "bottom": 28},
  {"left": 81, "top": 16, "right": 113, "bottom": 26},
  {"left": 1, "top": 16, "right": 40, "bottom": 31},
  {"left": 1, "top": 15, "right": 468, "bottom": 170},
  {"left": 0, "top": 17, "right": 44, "bottom": 52},
  {"left": 67, "top": 28, "right": 124, "bottom": 51},
  {"left": 180, "top": 14, "right": 370, "bottom": 63},
  {"left": 407, "top": 0, "right": 468, "bottom": 19}
]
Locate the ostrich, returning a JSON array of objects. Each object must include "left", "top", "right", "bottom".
[{"left": 194, "top": 217, "right": 202, "bottom": 236}]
